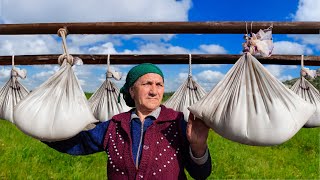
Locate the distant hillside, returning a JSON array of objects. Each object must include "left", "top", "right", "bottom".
[{"left": 283, "top": 76, "right": 320, "bottom": 90}]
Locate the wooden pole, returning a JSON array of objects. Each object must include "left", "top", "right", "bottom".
[
  {"left": 0, "top": 54, "right": 319, "bottom": 65},
  {"left": 0, "top": 21, "right": 319, "bottom": 35}
]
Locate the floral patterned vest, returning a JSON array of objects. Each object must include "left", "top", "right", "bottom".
[{"left": 103, "top": 105, "right": 188, "bottom": 180}]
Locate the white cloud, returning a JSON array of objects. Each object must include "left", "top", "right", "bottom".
[
  {"left": 123, "top": 43, "right": 187, "bottom": 54},
  {"left": 288, "top": 34, "right": 320, "bottom": 51},
  {"left": 265, "top": 65, "right": 297, "bottom": 81},
  {"left": 289, "top": 0, "right": 320, "bottom": 52},
  {"left": 33, "top": 65, "right": 58, "bottom": 70},
  {"left": 0, "top": 67, "right": 11, "bottom": 77},
  {"left": 78, "top": 79, "right": 86, "bottom": 87},
  {"left": 0, "top": 67, "right": 11, "bottom": 85},
  {"left": 122, "top": 34, "right": 175, "bottom": 42},
  {"left": 194, "top": 70, "right": 225, "bottom": 91},
  {"left": 31, "top": 70, "right": 56, "bottom": 79},
  {"left": 68, "top": 35, "right": 113, "bottom": 47},
  {"left": 123, "top": 42, "right": 227, "bottom": 54},
  {"left": 73, "top": 65, "right": 94, "bottom": 77},
  {"left": 294, "top": 0, "right": 320, "bottom": 21},
  {"left": 193, "top": 64, "right": 224, "bottom": 68},
  {"left": 31, "top": 65, "right": 60, "bottom": 83},
  {"left": 87, "top": 42, "right": 118, "bottom": 54},
  {"left": 273, "top": 41, "right": 313, "bottom": 55},
  {"left": 178, "top": 72, "right": 189, "bottom": 80},
  {"left": 199, "top": 44, "right": 227, "bottom": 54},
  {"left": 1, "top": 0, "right": 191, "bottom": 23},
  {"left": 265, "top": 65, "right": 284, "bottom": 77},
  {"left": 196, "top": 70, "right": 224, "bottom": 83},
  {"left": 163, "top": 72, "right": 186, "bottom": 92},
  {"left": 0, "top": 0, "right": 192, "bottom": 44},
  {"left": 0, "top": 35, "right": 59, "bottom": 55},
  {"left": 98, "top": 74, "right": 106, "bottom": 83}
]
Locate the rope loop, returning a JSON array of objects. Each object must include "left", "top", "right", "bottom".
[
  {"left": 57, "top": 28, "right": 73, "bottom": 65},
  {"left": 57, "top": 28, "right": 68, "bottom": 37},
  {"left": 188, "top": 54, "right": 192, "bottom": 77},
  {"left": 106, "top": 54, "right": 113, "bottom": 78},
  {"left": 107, "top": 54, "right": 110, "bottom": 72},
  {"left": 58, "top": 54, "right": 74, "bottom": 65},
  {"left": 11, "top": 55, "right": 18, "bottom": 78}
]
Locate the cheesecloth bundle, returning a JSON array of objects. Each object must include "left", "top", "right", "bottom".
[
  {"left": 188, "top": 28, "right": 315, "bottom": 145},
  {"left": 89, "top": 54, "right": 130, "bottom": 122},
  {"left": 242, "top": 24, "right": 274, "bottom": 57},
  {"left": 290, "top": 55, "right": 320, "bottom": 128},
  {"left": 14, "top": 29, "right": 97, "bottom": 141},
  {"left": 0, "top": 56, "right": 29, "bottom": 123},
  {"left": 163, "top": 54, "right": 206, "bottom": 121}
]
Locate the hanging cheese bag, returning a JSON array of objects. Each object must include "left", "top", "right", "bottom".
[
  {"left": 0, "top": 56, "right": 29, "bottom": 123},
  {"left": 163, "top": 54, "right": 206, "bottom": 121},
  {"left": 189, "top": 27, "right": 315, "bottom": 145},
  {"left": 189, "top": 52, "right": 315, "bottom": 145},
  {"left": 291, "top": 55, "right": 320, "bottom": 128},
  {"left": 89, "top": 54, "right": 130, "bottom": 122},
  {"left": 14, "top": 29, "right": 97, "bottom": 141}
]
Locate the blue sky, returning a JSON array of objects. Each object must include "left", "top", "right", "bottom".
[{"left": 0, "top": 0, "right": 319, "bottom": 92}]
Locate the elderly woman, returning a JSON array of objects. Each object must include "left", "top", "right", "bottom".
[{"left": 45, "top": 63, "right": 212, "bottom": 180}]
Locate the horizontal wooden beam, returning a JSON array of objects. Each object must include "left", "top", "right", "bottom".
[
  {"left": 0, "top": 21, "right": 319, "bottom": 35},
  {"left": 1, "top": 54, "right": 319, "bottom": 66}
]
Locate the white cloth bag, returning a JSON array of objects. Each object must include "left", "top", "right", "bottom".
[
  {"left": 251, "top": 28, "right": 274, "bottom": 57},
  {"left": 291, "top": 77, "right": 320, "bottom": 127},
  {"left": 14, "top": 59, "right": 97, "bottom": 141},
  {"left": 290, "top": 55, "right": 320, "bottom": 128},
  {"left": 163, "top": 76, "right": 206, "bottom": 122},
  {"left": 163, "top": 54, "right": 206, "bottom": 121},
  {"left": 0, "top": 67, "right": 29, "bottom": 123},
  {"left": 188, "top": 53, "right": 315, "bottom": 145},
  {"left": 89, "top": 75, "right": 130, "bottom": 122}
]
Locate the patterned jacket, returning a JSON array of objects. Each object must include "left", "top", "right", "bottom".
[{"left": 104, "top": 106, "right": 189, "bottom": 179}]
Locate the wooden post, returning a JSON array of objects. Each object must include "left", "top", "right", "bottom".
[
  {"left": 0, "top": 22, "right": 319, "bottom": 35},
  {"left": 0, "top": 54, "right": 319, "bottom": 65}
]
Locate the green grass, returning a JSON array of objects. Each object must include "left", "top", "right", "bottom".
[
  {"left": 0, "top": 119, "right": 319, "bottom": 179},
  {"left": 0, "top": 120, "right": 106, "bottom": 180},
  {"left": 207, "top": 128, "right": 320, "bottom": 179}
]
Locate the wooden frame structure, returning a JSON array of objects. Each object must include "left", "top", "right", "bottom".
[
  {"left": 0, "top": 21, "right": 320, "bottom": 65},
  {"left": 0, "top": 54, "right": 320, "bottom": 66}
]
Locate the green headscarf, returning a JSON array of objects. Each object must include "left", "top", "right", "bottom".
[{"left": 120, "top": 63, "right": 164, "bottom": 107}]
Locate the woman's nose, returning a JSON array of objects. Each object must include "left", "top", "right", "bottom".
[{"left": 149, "top": 84, "right": 157, "bottom": 94}]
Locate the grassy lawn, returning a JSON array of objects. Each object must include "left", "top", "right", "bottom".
[{"left": 0, "top": 119, "right": 319, "bottom": 179}]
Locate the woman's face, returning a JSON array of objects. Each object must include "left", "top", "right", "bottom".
[{"left": 129, "top": 73, "right": 164, "bottom": 112}]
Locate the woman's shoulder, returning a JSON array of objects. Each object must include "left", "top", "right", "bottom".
[{"left": 159, "top": 105, "right": 184, "bottom": 121}]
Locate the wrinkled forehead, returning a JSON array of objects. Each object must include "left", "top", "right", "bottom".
[{"left": 135, "top": 73, "right": 164, "bottom": 84}]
